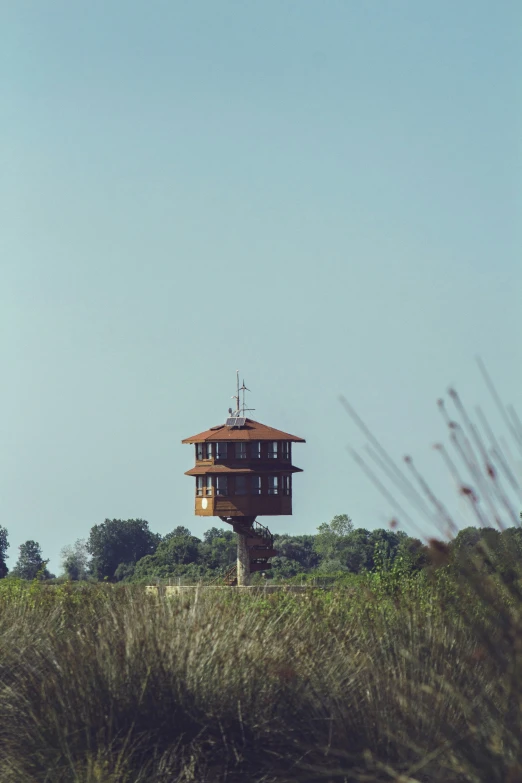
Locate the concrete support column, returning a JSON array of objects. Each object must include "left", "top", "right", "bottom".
[{"left": 237, "top": 532, "right": 250, "bottom": 586}]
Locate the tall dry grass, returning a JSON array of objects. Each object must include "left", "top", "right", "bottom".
[{"left": 0, "top": 573, "right": 519, "bottom": 783}]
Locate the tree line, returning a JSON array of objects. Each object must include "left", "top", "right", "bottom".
[{"left": 1, "top": 514, "right": 521, "bottom": 583}]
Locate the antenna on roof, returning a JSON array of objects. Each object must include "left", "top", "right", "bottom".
[
  {"left": 239, "top": 377, "right": 255, "bottom": 417},
  {"left": 226, "top": 370, "right": 254, "bottom": 427},
  {"left": 231, "top": 370, "right": 240, "bottom": 417}
]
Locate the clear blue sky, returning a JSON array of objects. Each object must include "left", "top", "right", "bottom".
[{"left": 1, "top": 1, "right": 520, "bottom": 573}]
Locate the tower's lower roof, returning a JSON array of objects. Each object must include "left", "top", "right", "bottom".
[
  {"left": 185, "top": 464, "right": 303, "bottom": 476},
  {"left": 182, "top": 418, "right": 305, "bottom": 444}
]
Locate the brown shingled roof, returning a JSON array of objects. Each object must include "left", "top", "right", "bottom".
[{"left": 181, "top": 418, "right": 305, "bottom": 444}]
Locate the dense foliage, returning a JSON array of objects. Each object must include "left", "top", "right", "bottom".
[
  {"left": 3, "top": 517, "right": 522, "bottom": 585},
  {"left": 86, "top": 518, "right": 161, "bottom": 580}
]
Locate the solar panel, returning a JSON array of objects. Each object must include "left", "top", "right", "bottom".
[{"left": 226, "top": 416, "right": 246, "bottom": 427}]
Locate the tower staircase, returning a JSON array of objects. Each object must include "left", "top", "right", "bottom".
[{"left": 218, "top": 519, "right": 277, "bottom": 586}]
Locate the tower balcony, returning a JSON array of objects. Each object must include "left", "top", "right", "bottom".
[{"left": 185, "top": 463, "right": 302, "bottom": 518}]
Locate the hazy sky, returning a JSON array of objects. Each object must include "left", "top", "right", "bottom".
[{"left": 1, "top": 1, "right": 520, "bottom": 573}]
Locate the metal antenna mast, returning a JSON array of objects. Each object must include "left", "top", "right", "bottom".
[
  {"left": 230, "top": 370, "right": 255, "bottom": 418},
  {"left": 239, "top": 377, "right": 255, "bottom": 417},
  {"left": 231, "top": 370, "right": 240, "bottom": 416}
]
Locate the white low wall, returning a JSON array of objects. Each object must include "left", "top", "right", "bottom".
[{"left": 145, "top": 584, "right": 309, "bottom": 597}]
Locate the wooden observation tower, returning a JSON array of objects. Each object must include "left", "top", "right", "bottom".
[{"left": 182, "top": 374, "right": 305, "bottom": 585}]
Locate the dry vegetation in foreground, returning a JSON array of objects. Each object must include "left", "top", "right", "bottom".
[{"left": 0, "top": 569, "right": 521, "bottom": 783}]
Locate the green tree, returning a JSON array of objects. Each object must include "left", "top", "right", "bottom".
[
  {"left": 315, "top": 558, "right": 349, "bottom": 574},
  {"left": 60, "top": 539, "right": 90, "bottom": 581},
  {"left": 0, "top": 526, "right": 9, "bottom": 578},
  {"left": 450, "top": 526, "right": 518, "bottom": 577},
  {"left": 87, "top": 519, "right": 160, "bottom": 581},
  {"left": 164, "top": 526, "right": 193, "bottom": 541},
  {"left": 501, "top": 526, "right": 522, "bottom": 559},
  {"left": 203, "top": 526, "right": 228, "bottom": 543},
  {"left": 200, "top": 528, "right": 236, "bottom": 570},
  {"left": 314, "top": 514, "right": 354, "bottom": 561},
  {"left": 11, "top": 540, "right": 50, "bottom": 580},
  {"left": 157, "top": 534, "right": 201, "bottom": 566},
  {"left": 367, "top": 529, "right": 402, "bottom": 571},
  {"left": 495, "top": 526, "right": 522, "bottom": 582},
  {"left": 394, "top": 535, "right": 430, "bottom": 572},
  {"left": 452, "top": 526, "right": 483, "bottom": 554},
  {"left": 132, "top": 530, "right": 203, "bottom": 581},
  {"left": 269, "top": 556, "right": 304, "bottom": 579},
  {"left": 274, "top": 535, "right": 319, "bottom": 570},
  {"left": 338, "top": 528, "right": 372, "bottom": 573}
]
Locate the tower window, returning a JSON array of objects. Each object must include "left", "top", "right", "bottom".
[
  {"left": 281, "top": 442, "right": 290, "bottom": 461},
  {"left": 268, "top": 475, "right": 279, "bottom": 495},
  {"left": 206, "top": 476, "right": 213, "bottom": 495},
  {"left": 196, "top": 476, "right": 204, "bottom": 496},
  {"left": 206, "top": 443, "right": 213, "bottom": 459},
  {"left": 215, "top": 442, "right": 228, "bottom": 460},
  {"left": 196, "top": 443, "right": 204, "bottom": 460},
  {"left": 268, "top": 441, "right": 278, "bottom": 459},
  {"left": 251, "top": 441, "right": 261, "bottom": 459},
  {"left": 251, "top": 475, "right": 262, "bottom": 495},
  {"left": 235, "top": 442, "right": 247, "bottom": 459},
  {"left": 282, "top": 475, "right": 291, "bottom": 495},
  {"left": 216, "top": 476, "right": 228, "bottom": 496},
  {"left": 235, "top": 475, "right": 248, "bottom": 495}
]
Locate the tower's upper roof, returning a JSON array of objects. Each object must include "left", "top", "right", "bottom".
[{"left": 181, "top": 418, "right": 305, "bottom": 444}]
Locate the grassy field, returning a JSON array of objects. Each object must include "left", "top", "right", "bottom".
[{"left": 0, "top": 567, "right": 521, "bottom": 783}]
